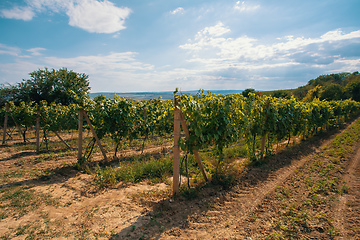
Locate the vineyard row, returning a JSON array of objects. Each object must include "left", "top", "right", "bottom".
[{"left": 2, "top": 92, "right": 360, "bottom": 162}]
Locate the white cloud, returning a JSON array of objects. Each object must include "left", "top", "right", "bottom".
[
  {"left": 320, "top": 29, "right": 360, "bottom": 42},
  {"left": 331, "top": 58, "right": 360, "bottom": 72},
  {"left": 27, "top": 47, "right": 46, "bottom": 56},
  {"left": 170, "top": 7, "right": 184, "bottom": 15},
  {"left": 26, "top": 0, "right": 72, "bottom": 12},
  {"left": 234, "top": 1, "right": 260, "bottom": 12},
  {"left": 180, "top": 24, "right": 360, "bottom": 67},
  {"left": 0, "top": 44, "right": 21, "bottom": 56},
  {"left": 43, "top": 52, "right": 154, "bottom": 74},
  {"left": 67, "top": 0, "right": 131, "bottom": 33},
  {"left": 0, "top": 0, "right": 131, "bottom": 34},
  {"left": 177, "top": 24, "right": 360, "bottom": 90},
  {"left": 198, "top": 22, "right": 231, "bottom": 38},
  {"left": 0, "top": 60, "right": 43, "bottom": 85},
  {"left": 0, "top": 6, "right": 35, "bottom": 21}
]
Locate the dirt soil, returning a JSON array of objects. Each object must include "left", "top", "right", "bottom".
[{"left": 0, "top": 122, "right": 360, "bottom": 239}]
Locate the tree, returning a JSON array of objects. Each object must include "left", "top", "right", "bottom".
[
  {"left": 0, "top": 68, "right": 90, "bottom": 106},
  {"left": 272, "top": 90, "right": 290, "bottom": 99},
  {"left": 302, "top": 86, "right": 323, "bottom": 102},
  {"left": 344, "top": 76, "right": 360, "bottom": 101},
  {"left": 0, "top": 84, "right": 20, "bottom": 106},
  {"left": 51, "top": 68, "right": 90, "bottom": 105},
  {"left": 320, "top": 83, "right": 343, "bottom": 101},
  {"left": 242, "top": 88, "right": 256, "bottom": 98}
]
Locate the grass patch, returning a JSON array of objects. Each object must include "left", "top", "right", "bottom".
[
  {"left": 0, "top": 186, "right": 58, "bottom": 219},
  {"left": 93, "top": 155, "right": 173, "bottom": 188},
  {"left": 92, "top": 138, "right": 249, "bottom": 190}
]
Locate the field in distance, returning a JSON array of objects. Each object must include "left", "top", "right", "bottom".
[{"left": 89, "top": 90, "right": 244, "bottom": 100}]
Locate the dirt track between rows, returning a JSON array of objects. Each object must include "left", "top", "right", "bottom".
[
  {"left": 339, "top": 143, "right": 360, "bottom": 239},
  {"left": 114, "top": 121, "right": 360, "bottom": 239},
  {"left": 0, "top": 119, "right": 360, "bottom": 239}
]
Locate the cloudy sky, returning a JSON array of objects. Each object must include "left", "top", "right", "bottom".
[{"left": 1, "top": 0, "right": 360, "bottom": 93}]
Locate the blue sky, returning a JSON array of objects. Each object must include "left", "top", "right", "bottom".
[{"left": 1, "top": 0, "right": 360, "bottom": 93}]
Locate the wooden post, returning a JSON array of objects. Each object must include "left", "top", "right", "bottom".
[
  {"left": 53, "top": 130, "right": 72, "bottom": 150},
  {"left": 173, "top": 96, "right": 181, "bottom": 195},
  {"left": 9, "top": 111, "right": 24, "bottom": 141},
  {"left": 2, "top": 103, "right": 9, "bottom": 144},
  {"left": 82, "top": 110, "right": 108, "bottom": 161},
  {"left": 260, "top": 133, "right": 266, "bottom": 158},
  {"left": 36, "top": 107, "right": 40, "bottom": 153},
  {"left": 78, "top": 110, "right": 83, "bottom": 161},
  {"left": 179, "top": 111, "right": 208, "bottom": 182},
  {"left": 261, "top": 102, "right": 270, "bottom": 159}
]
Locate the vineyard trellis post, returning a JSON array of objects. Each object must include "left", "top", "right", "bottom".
[
  {"left": 2, "top": 102, "right": 9, "bottom": 145},
  {"left": 173, "top": 96, "right": 181, "bottom": 195},
  {"left": 82, "top": 110, "right": 108, "bottom": 161},
  {"left": 77, "top": 109, "right": 108, "bottom": 161},
  {"left": 78, "top": 110, "right": 83, "bottom": 161},
  {"left": 173, "top": 96, "right": 209, "bottom": 196},
  {"left": 9, "top": 110, "right": 24, "bottom": 142},
  {"left": 53, "top": 130, "right": 71, "bottom": 150},
  {"left": 36, "top": 107, "right": 40, "bottom": 153},
  {"left": 260, "top": 101, "right": 270, "bottom": 159},
  {"left": 179, "top": 111, "right": 208, "bottom": 182},
  {"left": 260, "top": 134, "right": 267, "bottom": 158}
]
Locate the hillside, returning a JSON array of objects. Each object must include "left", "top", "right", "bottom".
[
  {"left": 264, "top": 71, "right": 360, "bottom": 101},
  {"left": 89, "top": 71, "right": 360, "bottom": 102}
]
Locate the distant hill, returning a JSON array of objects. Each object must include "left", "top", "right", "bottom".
[
  {"left": 262, "top": 71, "right": 360, "bottom": 101},
  {"left": 89, "top": 90, "right": 244, "bottom": 100},
  {"left": 89, "top": 71, "right": 360, "bottom": 102}
]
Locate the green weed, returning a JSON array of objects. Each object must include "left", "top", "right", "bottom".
[
  {"left": 94, "top": 155, "right": 173, "bottom": 187},
  {"left": 0, "top": 186, "right": 58, "bottom": 218}
]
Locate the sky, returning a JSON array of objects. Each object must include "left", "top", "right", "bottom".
[{"left": 0, "top": 0, "right": 360, "bottom": 93}]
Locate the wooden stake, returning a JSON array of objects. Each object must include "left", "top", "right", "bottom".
[
  {"left": 36, "top": 110, "right": 72, "bottom": 151},
  {"left": 2, "top": 103, "right": 9, "bottom": 145},
  {"left": 261, "top": 102, "right": 270, "bottom": 158},
  {"left": 78, "top": 110, "right": 83, "bottom": 161},
  {"left": 179, "top": 111, "right": 208, "bottom": 182},
  {"left": 260, "top": 133, "right": 266, "bottom": 158},
  {"left": 36, "top": 107, "right": 40, "bottom": 153},
  {"left": 82, "top": 110, "right": 108, "bottom": 161},
  {"left": 53, "top": 130, "right": 72, "bottom": 150},
  {"left": 9, "top": 111, "right": 24, "bottom": 141},
  {"left": 173, "top": 96, "right": 181, "bottom": 195}
]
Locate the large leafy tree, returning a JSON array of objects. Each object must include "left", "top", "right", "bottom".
[
  {"left": 242, "top": 88, "right": 256, "bottom": 98},
  {"left": 320, "top": 83, "right": 343, "bottom": 101},
  {"left": 345, "top": 75, "right": 360, "bottom": 101},
  {"left": 1, "top": 68, "right": 90, "bottom": 106}
]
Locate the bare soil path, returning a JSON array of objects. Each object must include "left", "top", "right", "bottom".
[
  {"left": 113, "top": 126, "right": 353, "bottom": 239},
  {"left": 338, "top": 143, "right": 360, "bottom": 239},
  {"left": 1, "top": 119, "right": 360, "bottom": 239}
]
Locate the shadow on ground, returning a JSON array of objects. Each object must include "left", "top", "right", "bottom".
[{"left": 109, "top": 125, "right": 345, "bottom": 239}]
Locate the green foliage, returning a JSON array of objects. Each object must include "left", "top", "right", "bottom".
[
  {"left": 93, "top": 156, "right": 173, "bottom": 187},
  {"left": 2, "top": 87, "right": 360, "bottom": 176},
  {"left": 272, "top": 90, "right": 291, "bottom": 99},
  {"left": 0, "top": 186, "right": 58, "bottom": 218},
  {"left": 179, "top": 90, "right": 360, "bottom": 164},
  {"left": 242, "top": 88, "right": 256, "bottom": 98},
  {"left": 302, "top": 85, "right": 323, "bottom": 102},
  {"left": 320, "top": 83, "right": 343, "bottom": 101},
  {"left": 0, "top": 68, "right": 90, "bottom": 106},
  {"left": 344, "top": 75, "right": 360, "bottom": 101},
  {"left": 282, "top": 71, "right": 360, "bottom": 101}
]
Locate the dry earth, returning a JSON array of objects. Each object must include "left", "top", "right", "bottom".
[{"left": 0, "top": 120, "right": 360, "bottom": 239}]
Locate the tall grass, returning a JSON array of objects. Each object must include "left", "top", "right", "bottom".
[{"left": 93, "top": 156, "right": 173, "bottom": 188}]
